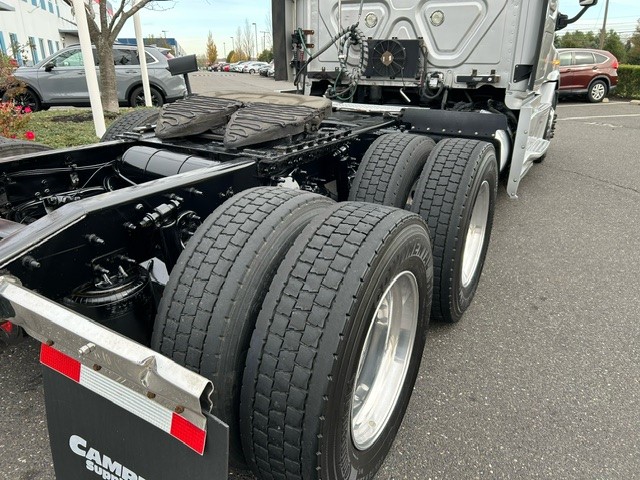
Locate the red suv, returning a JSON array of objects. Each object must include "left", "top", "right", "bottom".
[{"left": 558, "top": 48, "right": 618, "bottom": 103}]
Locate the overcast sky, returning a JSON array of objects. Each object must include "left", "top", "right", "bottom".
[{"left": 117, "top": 0, "right": 639, "bottom": 56}]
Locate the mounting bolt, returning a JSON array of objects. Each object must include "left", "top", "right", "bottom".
[
  {"left": 22, "top": 256, "right": 41, "bottom": 270},
  {"left": 123, "top": 222, "right": 137, "bottom": 231},
  {"left": 92, "top": 364, "right": 102, "bottom": 371},
  {"left": 85, "top": 234, "right": 105, "bottom": 245},
  {"left": 45, "top": 339, "right": 54, "bottom": 347},
  {"left": 147, "top": 392, "right": 156, "bottom": 399},
  {"left": 174, "top": 406, "right": 185, "bottom": 414}
]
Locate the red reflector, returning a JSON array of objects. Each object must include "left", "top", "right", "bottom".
[
  {"left": 0, "top": 320, "right": 13, "bottom": 333},
  {"left": 40, "top": 344, "right": 81, "bottom": 382},
  {"left": 612, "top": 59, "right": 619, "bottom": 70},
  {"left": 170, "top": 412, "right": 206, "bottom": 455}
]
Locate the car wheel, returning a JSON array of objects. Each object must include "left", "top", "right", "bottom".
[
  {"left": 240, "top": 202, "right": 432, "bottom": 480},
  {"left": 411, "top": 138, "right": 498, "bottom": 324},
  {"left": 588, "top": 80, "right": 607, "bottom": 103},
  {"left": 349, "top": 133, "right": 436, "bottom": 208},
  {"left": 3, "top": 88, "right": 41, "bottom": 112},
  {"left": 100, "top": 108, "right": 160, "bottom": 142},
  {"left": 250, "top": 69, "right": 255, "bottom": 74},
  {"left": 129, "top": 86, "right": 164, "bottom": 108},
  {"left": 152, "top": 187, "right": 334, "bottom": 468}
]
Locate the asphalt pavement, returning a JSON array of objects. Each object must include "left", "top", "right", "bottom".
[{"left": 0, "top": 73, "right": 638, "bottom": 479}]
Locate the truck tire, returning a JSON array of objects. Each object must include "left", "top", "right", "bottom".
[
  {"left": 151, "top": 187, "right": 334, "bottom": 468},
  {"left": 349, "top": 133, "right": 435, "bottom": 208},
  {"left": 411, "top": 138, "right": 497, "bottom": 323},
  {"left": 240, "top": 202, "right": 433, "bottom": 480},
  {"left": 100, "top": 108, "right": 160, "bottom": 142},
  {"left": 0, "top": 137, "right": 52, "bottom": 157}
]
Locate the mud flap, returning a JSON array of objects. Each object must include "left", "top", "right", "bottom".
[{"left": 43, "top": 366, "right": 229, "bottom": 480}]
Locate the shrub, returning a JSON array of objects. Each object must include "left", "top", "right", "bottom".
[
  {"left": 0, "top": 102, "right": 33, "bottom": 139},
  {"left": 616, "top": 65, "right": 640, "bottom": 99}
]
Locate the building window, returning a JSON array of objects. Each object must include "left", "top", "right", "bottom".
[
  {"left": 31, "top": 0, "right": 37, "bottom": 6},
  {"left": 40, "top": 0, "right": 46, "bottom": 9},
  {"left": 47, "top": 39, "right": 54, "bottom": 55},
  {"left": 0, "top": 33, "right": 6, "bottom": 56},
  {"left": 29, "top": 36, "right": 38, "bottom": 64},
  {"left": 55, "top": 41, "right": 60, "bottom": 51},
  {"left": 9, "top": 33, "right": 21, "bottom": 66},
  {"left": 39, "top": 38, "right": 46, "bottom": 61}
]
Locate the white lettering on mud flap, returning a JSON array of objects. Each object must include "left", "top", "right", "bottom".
[{"left": 70, "top": 435, "right": 146, "bottom": 480}]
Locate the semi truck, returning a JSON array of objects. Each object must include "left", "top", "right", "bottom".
[{"left": 0, "top": 1, "right": 596, "bottom": 478}]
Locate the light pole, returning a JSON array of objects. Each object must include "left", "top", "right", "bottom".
[
  {"left": 231, "top": 36, "right": 235, "bottom": 53},
  {"left": 223, "top": 42, "right": 226, "bottom": 58},
  {"left": 252, "top": 22, "right": 258, "bottom": 59},
  {"left": 260, "top": 31, "right": 268, "bottom": 52}
]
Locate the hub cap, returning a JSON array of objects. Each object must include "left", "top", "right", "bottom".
[
  {"left": 461, "top": 180, "right": 490, "bottom": 288},
  {"left": 351, "top": 271, "right": 419, "bottom": 450},
  {"left": 591, "top": 83, "right": 606, "bottom": 101}
]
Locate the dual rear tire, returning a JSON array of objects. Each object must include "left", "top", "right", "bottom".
[
  {"left": 152, "top": 187, "right": 433, "bottom": 479},
  {"left": 350, "top": 133, "right": 498, "bottom": 323}
]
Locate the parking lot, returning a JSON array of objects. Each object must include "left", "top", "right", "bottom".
[{"left": 1, "top": 73, "right": 639, "bottom": 479}]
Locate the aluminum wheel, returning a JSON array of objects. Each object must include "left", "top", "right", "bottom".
[
  {"left": 351, "top": 271, "right": 419, "bottom": 450},
  {"left": 590, "top": 82, "right": 606, "bottom": 102},
  {"left": 461, "top": 180, "right": 490, "bottom": 288}
]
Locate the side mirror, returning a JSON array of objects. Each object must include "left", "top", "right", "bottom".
[
  {"left": 44, "top": 62, "right": 55, "bottom": 72},
  {"left": 556, "top": 0, "right": 598, "bottom": 31}
]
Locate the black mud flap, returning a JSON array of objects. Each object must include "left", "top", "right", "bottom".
[{"left": 42, "top": 366, "right": 229, "bottom": 480}]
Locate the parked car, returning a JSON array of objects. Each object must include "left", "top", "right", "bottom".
[
  {"left": 242, "top": 61, "right": 269, "bottom": 74},
  {"left": 258, "top": 64, "right": 270, "bottom": 76},
  {"left": 230, "top": 61, "right": 251, "bottom": 72},
  {"left": 7, "top": 44, "right": 187, "bottom": 111},
  {"left": 558, "top": 48, "right": 618, "bottom": 103},
  {"left": 211, "top": 62, "right": 228, "bottom": 71}
]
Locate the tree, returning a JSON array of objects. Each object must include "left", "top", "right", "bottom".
[
  {"left": 237, "top": 20, "right": 255, "bottom": 60},
  {"left": 226, "top": 50, "right": 235, "bottom": 63},
  {"left": 229, "top": 50, "right": 248, "bottom": 63},
  {"left": 556, "top": 30, "right": 598, "bottom": 49},
  {"left": 206, "top": 32, "right": 218, "bottom": 65},
  {"left": 627, "top": 21, "right": 640, "bottom": 65},
  {"left": 64, "top": 0, "right": 171, "bottom": 113},
  {"left": 258, "top": 49, "right": 273, "bottom": 62},
  {"left": 602, "top": 30, "right": 626, "bottom": 63},
  {"left": 146, "top": 34, "right": 173, "bottom": 54}
]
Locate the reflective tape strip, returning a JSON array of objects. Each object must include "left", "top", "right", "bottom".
[{"left": 39, "top": 344, "right": 207, "bottom": 455}]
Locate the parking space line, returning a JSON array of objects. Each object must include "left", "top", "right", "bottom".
[
  {"left": 558, "top": 114, "right": 640, "bottom": 121},
  {"left": 557, "top": 102, "right": 629, "bottom": 108}
]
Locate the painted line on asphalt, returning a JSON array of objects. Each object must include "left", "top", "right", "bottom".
[
  {"left": 557, "top": 102, "right": 629, "bottom": 108},
  {"left": 558, "top": 113, "right": 640, "bottom": 121}
]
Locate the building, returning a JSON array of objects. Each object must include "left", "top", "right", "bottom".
[
  {"left": 117, "top": 37, "right": 187, "bottom": 57},
  {"left": 0, "top": 0, "right": 78, "bottom": 65}
]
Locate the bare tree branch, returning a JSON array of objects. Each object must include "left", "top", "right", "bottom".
[
  {"left": 108, "top": 0, "right": 127, "bottom": 32},
  {"left": 109, "top": 0, "right": 154, "bottom": 44}
]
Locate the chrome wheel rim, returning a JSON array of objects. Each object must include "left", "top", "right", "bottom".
[
  {"left": 591, "top": 83, "right": 606, "bottom": 101},
  {"left": 351, "top": 271, "right": 419, "bottom": 450},
  {"left": 461, "top": 181, "right": 490, "bottom": 288}
]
